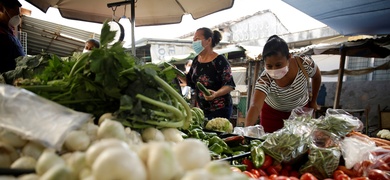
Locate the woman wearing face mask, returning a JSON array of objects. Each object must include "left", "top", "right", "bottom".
[
  {"left": 0, "top": 0, "right": 24, "bottom": 75},
  {"left": 180, "top": 27, "right": 236, "bottom": 120},
  {"left": 245, "top": 35, "right": 322, "bottom": 133},
  {"left": 83, "top": 38, "right": 100, "bottom": 53}
]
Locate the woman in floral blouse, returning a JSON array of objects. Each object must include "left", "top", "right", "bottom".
[{"left": 182, "top": 27, "right": 236, "bottom": 120}]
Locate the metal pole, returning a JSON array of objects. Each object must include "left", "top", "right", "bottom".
[{"left": 130, "top": 0, "right": 136, "bottom": 56}]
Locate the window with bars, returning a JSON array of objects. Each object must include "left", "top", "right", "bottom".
[
  {"left": 346, "top": 56, "right": 390, "bottom": 81},
  {"left": 346, "top": 56, "right": 369, "bottom": 81},
  {"left": 373, "top": 56, "right": 390, "bottom": 81},
  {"left": 18, "top": 31, "right": 27, "bottom": 55}
]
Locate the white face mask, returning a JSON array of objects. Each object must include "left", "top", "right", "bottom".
[
  {"left": 83, "top": 49, "right": 91, "bottom": 53},
  {"left": 5, "top": 9, "right": 21, "bottom": 29},
  {"left": 9, "top": 15, "right": 21, "bottom": 28},
  {"left": 185, "top": 66, "right": 191, "bottom": 73},
  {"left": 266, "top": 65, "right": 289, "bottom": 79}
]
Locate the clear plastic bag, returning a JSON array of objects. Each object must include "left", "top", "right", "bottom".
[
  {"left": 340, "top": 134, "right": 376, "bottom": 169},
  {"left": 316, "top": 109, "right": 364, "bottom": 137},
  {"left": 262, "top": 120, "right": 313, "bottom": 163},
  {"left": 287, "top": 106, "right": 314, "bottom": 123},
  {"left": 0, "top": 84, "right": 91, "bottom": 150},
  {"left": 232, "top": 125, "right": 265, "bottom": 138}
]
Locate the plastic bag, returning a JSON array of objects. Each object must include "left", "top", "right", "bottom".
[
  {"left": 261, "top": 120, "right": 313, "bottom": 163},
  {"left": 340, "top": 134, "right": 376, "bottom": 169},
  {"left": 300, "top": 143, "right": 341, "bottom": 179},
  {"left": 0, "top": 84, "right": 91, "bottom": 150},
  {"left": 287, "top": 106, "right": 314, "bottom": 123},
  {"left": 232, "top": 125, "right": 265, "bottom": 138},
  {"left": 316, "top": 109, "right": 364, "bottom": 137}
]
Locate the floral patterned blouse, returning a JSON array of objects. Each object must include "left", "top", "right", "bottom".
[{"left": 186, "top": 55, "right": 236, "bottom": 111}]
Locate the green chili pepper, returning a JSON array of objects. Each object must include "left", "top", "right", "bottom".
[
  {"left": 209, "top": 136, "right": 233, "bottom": 155},
  {"left": 209, "top": 143, "right": 224, "bottom": 154},
  {"left": 250, "top": 141, "right": 265, "bottom": 168},
  {"left": 231, "top": 144, "right": 250, "bottom": 152},
  {"left": 188, "top": 129, "right": 200, "bottom": 139},
  {"left": 233, "top": 151, "right": 246, "bottom": 156}
]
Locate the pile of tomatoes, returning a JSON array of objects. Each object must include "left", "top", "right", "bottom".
[{"left": 231, "top": 154, "right": 377, "bottom": 180}]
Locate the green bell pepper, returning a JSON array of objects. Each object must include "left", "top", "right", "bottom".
[{"left": 250, "top": 140, "right": 265, "bottom": 168}]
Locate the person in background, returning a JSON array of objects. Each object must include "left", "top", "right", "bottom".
[
  {"left": 245, "top": 35, "right": 322, "bottom": 133},
  {"left": 179, "top": 27, "right": 236, "bottom": 120},
  {"left": 0, "top": 0, "right": 24, "bottom": 74},
  {"left": 83, "top": 38, "right": 100, "bottom": 53},
  {"left": 180, "top": 60, "right": 193, "bottom": 99}
]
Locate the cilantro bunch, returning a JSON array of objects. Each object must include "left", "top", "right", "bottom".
[{"left": 19, "top": 22, "right": 192, "bottom": 130}]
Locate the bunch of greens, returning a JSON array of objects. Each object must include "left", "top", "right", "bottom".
[
  {"left": 18, "top": 21, "right": 192, "bottom": 130},
  {"left": 299, "top": 144, "right": 341, "bottom": 179}
]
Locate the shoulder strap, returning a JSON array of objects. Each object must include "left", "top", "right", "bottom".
[{"left": 295, "top": 56, "right": 309, "bottom": 82}]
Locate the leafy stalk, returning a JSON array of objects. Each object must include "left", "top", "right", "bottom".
[
  {"left": 153, "top": 75, "right": 192, "bottom": 129},
  {"left": 136, "top": 94, "right": 183, "bottom": 121}
]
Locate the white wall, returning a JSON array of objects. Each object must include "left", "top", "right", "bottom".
[{"left": 311, "top": 54, "right": 345, "bottom": 82}]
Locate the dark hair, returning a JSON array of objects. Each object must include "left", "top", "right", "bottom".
[
  {"left": 87, "top": 39, "right": 100, "bottom": 48},
  {"left": 0, "top": 0, "right": 22, "bottom": 8},
  {"left": 197, "top": 27, "right": 222, "bottom": 48},
  {"left": 262, "top": 35, "right": 289, "bottom": 60}
]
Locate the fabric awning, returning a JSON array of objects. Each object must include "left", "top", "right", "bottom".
[{"left": 282, "top": 0, "right": 390, "bottom": 35}]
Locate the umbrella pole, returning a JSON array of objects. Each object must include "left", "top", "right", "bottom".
[{"left": 130, "top": 0, "right": 136, "bottom": 56}]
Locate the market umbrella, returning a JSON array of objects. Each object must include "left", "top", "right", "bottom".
[
  {"left": 24, "top": 0, "right": 235, "bottom": 54},
  {"left": 281, "top": 0, "right": 390, "bottom": 36}
]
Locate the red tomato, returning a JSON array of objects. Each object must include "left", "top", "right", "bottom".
[
  {"left": 261, "top": 155, "right": 274, "bottom": 170},
  {"left": 269, "top": 174, "right": 278, "bottom": 180},
  {"left": 258, "top": 168, "right": 269, "bottom": 177},
  {"left": 251, "top": 169, "right": 261, "bottom": 178},
  {"left": 274, "top": 176, "right": 291, "bottom": 180},
  {"left": 242, "top": 158, "right": 254, "bottom": 171},
  {"left": 243, "top": 171, "right": 257, "bottom": 178},
  {"left": 290, "top": 171, "right": 300, "bottom": 178},
  {"left": 337, "top": 165, "right": 356, "bottom": 177},
  {"left": 289, "top": 177, "right": 300, "bottom": 180},
  {"left": 267, "top": 166, "right": 279, "bottom": 176},
  {"left": 300, "top": 173, "right": 318, "bottom": 180},
  {"left": 382, "top": 154, "right": 390, "bottom": 164},
  {"left": 351, "top": 177, "right": 369, "bottom": 180},
  {"left": 336, "top": 174, "right": 351, "bottom": 180},
  {"left": 280, "top": 168, "right": 289, "bottom": 177},
  {"left": 368, "top": 169, "right": 390, "bottom": 180},
  {"left": 273, "top": 163, "right": 283, "bottom": 172},
  {"left": 333, "top": 170, "right": 345, "bottom": 179},
  {"left": 375, "top": 159, "right": 390, "bottom": 171},
  {"left": 259, "top": 177, "right": 271, "bottom": 180},
  {"left": 284, "top": 164, "right": 293, "bottom": 171}
]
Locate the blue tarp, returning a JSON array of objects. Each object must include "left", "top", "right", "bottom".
[{"left": 282, "top": 0, "right": 390, "bottom": 35}]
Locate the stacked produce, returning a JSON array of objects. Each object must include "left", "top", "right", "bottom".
[
  {"left": 224, "top": 109, "right": 390, "bottom": 180},
  {"left": 7, "top": 22, "right": 191, "bottom": 131},
  {"left": 0, "top": 116, "right": 251, "bottom": 180},
  {"left": 2, "top": 21, "right": 390, "bottom": 180}
]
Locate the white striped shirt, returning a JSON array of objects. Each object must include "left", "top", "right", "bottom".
[{"left": 255, "top": 55, "right": 317, "bottom": 112}]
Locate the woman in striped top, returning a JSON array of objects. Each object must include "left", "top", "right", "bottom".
[{"left": 245, "top": 35, "right": 322, "bottom": 133}]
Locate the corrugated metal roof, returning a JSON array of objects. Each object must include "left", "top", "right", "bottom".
[{"left": 20, "top": 15, "right": 101, "bottom": 57}]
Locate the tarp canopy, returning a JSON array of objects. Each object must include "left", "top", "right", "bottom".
[
  {"left": 295, "top": 36, "right": 390, "bottom": 58},
  {"left": 282, "top": 0, "right": 390, "bottom": 35}
]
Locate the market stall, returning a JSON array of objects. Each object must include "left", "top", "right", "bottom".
[{"left": 2, "top": 23, "right": 390, "bottom": 180}]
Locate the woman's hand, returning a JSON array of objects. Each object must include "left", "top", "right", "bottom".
[
  {"left": 204, "top": 90, "right": 216, "bottom": 101},
  {"left": 308, "top": 100, "right": 319, "bottom": 111}
]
